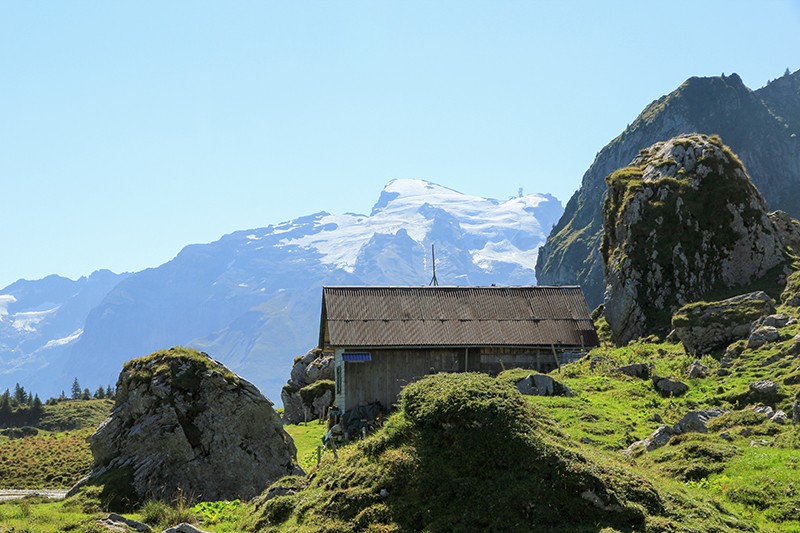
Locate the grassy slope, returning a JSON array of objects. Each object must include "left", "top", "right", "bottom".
[
  {"left": 0, "top": 399, "right": 113, "bottom": 489},
  {"left": 516, "top": 327, "right": 800, "bottom": 532},
  {"left": 3, "top": 319, "right": 799, "bottom": 531}
]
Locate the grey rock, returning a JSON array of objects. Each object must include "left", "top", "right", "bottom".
[
  {"left": 783, "top": 334, "right": 800, "bottom": 356},
  {"left": 162, "top": 525, "right": 211, "bottom": 533},
  {"left": 747, "top": 326, "right": 780, "bottom": 349},
  {"left": 770, "top": 210, "right": 800, "bottom": 255},
  {"left": 752, "top": 313, "right": 792, "bottom": 329},
  {"left": 771, "top": 410, "right": 788, "bottom": 424},
  {"left": 625, "top": 424, "right": 678, "bottom": 454},
  {"left": 716, "top": 368, "right": 732, "bottom": 377},
  {"left": 686, "top": 361, "right": 709, "bottom": 379},
  {"left": 99, "top": 514, "right": 152, "bottom": 533},
  {"left": 720, "top": 432, "right": 733, "bottom": 441},
  {"left": 516, "top": 374, "right": 573, "bottom": 397},
  {"left": 673, "top": 292, "right": 776, "bottom": 355},
  {"left": 70, "top": 348, "right": 301, "bottom": 505},
  {"left": 750, "top": 379, "right": 779, "bottom": 397},
  {"left": 752, "top": 405, "right": 775, "bottom": 419},
  {"left": 615, "top": 363, "right": 652, "bottom": 379},
  {"left": 674, "top": 408, "right": 727, "bottom": 434},
  {"left": 653, "top": 377, "right": 689, "bottom": 397}
]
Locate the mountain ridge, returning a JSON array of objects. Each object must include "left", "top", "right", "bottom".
[
  {"left": 0, "top": 179, "right": 562, "bottom": 402},
  {"left": 536, "top": 69, "right": 800, "bottom": 308}
]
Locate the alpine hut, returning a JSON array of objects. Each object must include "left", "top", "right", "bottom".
[{"left": 318, "top": 286, "right": 598, "bottom": 412}]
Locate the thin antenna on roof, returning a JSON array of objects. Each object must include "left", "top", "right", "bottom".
[{"left": 429, "top": 244, "right": 439, "bottom": 286}]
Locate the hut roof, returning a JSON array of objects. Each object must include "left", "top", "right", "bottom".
[{"left": 319, "top": 286, "right": 598, "bottom": 348}]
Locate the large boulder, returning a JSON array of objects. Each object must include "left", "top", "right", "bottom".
[
  {"left": 281, "top": 348, "right": 335, "bottom": 424},
  {"left": 602, "top": 134, "right": 787, "bottom": 344},
  {"left": 672, "top": 292, "right": 776, "bottom": 355},
  {"left": 70, "top": 347, "right": 300, "bottom": 508}
]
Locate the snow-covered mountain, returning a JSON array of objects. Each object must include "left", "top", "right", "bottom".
[
  {"left": 0, "top": 179, "right": 562, "bottom": 401},
  {"left": 0, "top": 270, "right": 130, "bottom": 392}
]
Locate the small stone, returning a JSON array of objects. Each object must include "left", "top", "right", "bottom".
[
  {"left": 686, "top": 361, "right": 709, "bottom": 379},
  {"left": 720, "top": 432, "right": 733, "bottom": 441},
  {"left": 162, "top": 524, "right": 212, "bottom": 533},
  {"left": 747, "top": 326, "right": 780, "bottom": 349},
  {"left": 771, "top": 410, "right": 788, "bottom": 424},
  {"left": 653, "top": 377, "right": 689, "bottom": 397},
  {"left": 616, "top": 363, "right": 651, "bottom": 380},
  {"left": 750, "top": 379, "right": 779, "bottom": 398},
  {"left": 515, "top": 374, "right": 572, "bottom": 397},
  {"left": 752, "top": 313, "right": 792, "bottom": 329},
  {"left": 752, "top": 405, "right": 775, "bottom": 419},
  {"left": 102, "top": 514, "right": 152, "bottom": 533},
  {"left": 674, "top": 408, "right": 727, "bottom": 434}
]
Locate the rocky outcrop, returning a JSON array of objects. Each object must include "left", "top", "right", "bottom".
[
  {"left": 536, "top": 70, "right": 800, "bottom": 309},
  {"left": 281, "top": 348, "right": 335, "bottom": 424},
  {"left": 602, "top": 134, "right": 787, "bottom": 344},
  {"left": 70, "top": 347, "right": 300, "bottom": 508},
  {"left": 672, "top": 292, "right": 776, "bottom": 355}
]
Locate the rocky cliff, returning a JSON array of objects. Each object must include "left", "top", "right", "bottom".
[
  {"left": 602, "top": 134, "right": 788, "bottom": 344},
  {"left": 536, "top": 70, "right": 800, "bottom": 308},
  {"left": 70, "top": 347, "right": 300, "bottom": 508}
]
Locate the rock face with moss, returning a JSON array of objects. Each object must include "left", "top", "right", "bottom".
[
  {"left": 281, "top": 348, "right": 334, "bottom": 424},
  {"left": 536, "top": 70, "right": 800, "bottom": 308},
  {"left": 671, "top": 291, "right": 778, "bottom": 355},
  {"left": 602, "top": 134, "right": 787, "bottom": 344},
  {"left": 72, "top": 347, "right": 300, "bottom": 507}
]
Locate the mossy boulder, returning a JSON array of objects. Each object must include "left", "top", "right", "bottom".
[
  {"left": 69, "top": 347, "right": 301, "bottom": 510},
  {"left": 671, "top": 291, "right": 776, "bottom": 355},
  {"left": 602, "top": 134, "right": 788, "bottom": 344}
]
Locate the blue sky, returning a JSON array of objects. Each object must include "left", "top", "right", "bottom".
[{"left": 2, "top": 1, "right": 799, "bottom": 288}]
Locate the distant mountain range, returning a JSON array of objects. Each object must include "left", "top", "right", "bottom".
[
  {"left": 0, "top": 179, "right": 562, "bottom": 402},
  {"left": 536, "top": 69, "right": 800, "bottom": 308}
]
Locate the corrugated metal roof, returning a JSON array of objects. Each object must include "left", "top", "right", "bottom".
[{"left": 320, "top": 286, "right": 599, "bottom": 348}]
